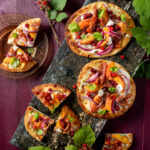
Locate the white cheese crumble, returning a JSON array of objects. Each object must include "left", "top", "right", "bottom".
[
  {"left": 125, "top": 34, "right": 130, "bottom": 37},
  {"left": 107, "top": 37, "right": 112, "bottom": 45},
  {"left": 17, "top": 51, "right": 23, "bottom": 55},
  {"left": 13, "top": 45, "right": 19, "bottom": 51},
  {"left": 106, "top": 19, "right": 115, "bottom": 26},
  {"left": 116, "top": 84, "right": 123, "bottom": 93},
  {"left": 9, "top": 64, "right": 14, "bottom": 69},
  {"left": 98, "top": 89, "right": 104, "bottom": 97},
  {"left": 8, "top": 38, "right": 14, "bottom": 44}
]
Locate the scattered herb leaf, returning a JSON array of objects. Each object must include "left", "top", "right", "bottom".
[
  {"left": 81, "top": 34, "right": 87, "bottom": 39},
  {"left": 121, "top": 13, "right": 126, "bottom": 22},
  {"left": 98, "top": 110, "right": 108, "bottom": 115},
  {"left": 51, "top": 0, "right": 67, "bottom": 11},
  {"left": 98, "top": 9, "right": 105, "bottom": 19},
  {"left": 93, "top": 32, "right": 102, "bottom": 41},
  {"left": 27, "top": 48, "right": 34, "bottom": 54},
  {"left": 65, "top": 145, "right": 78, "bottom": 150},
  {"left": 10, "top": 57, "right": 20, "bottom": 67},
  {"left": 12, "top": 32, "right": 18, "bottom": 38},
  {"left": 68, "top": 22, "right": 80, "bottom": 32},
  {"left": 36, "top": 129, "right": 44, "bottom": 135},
  {"left": 34, "top": 112, "right": 39, "bottom": 119},
  {"left": 48, "top": 9, "right": 58, "bottom": 20},
  {"left": 56, "top": 12, "right": 68, "bottom": 22}
]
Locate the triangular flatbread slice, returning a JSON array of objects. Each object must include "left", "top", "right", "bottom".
[
  {"left": 102, "top": 133, "right": 133, "bottom": 150},
  {"left": 54, "top": 105, "right": 80, "bottom": 136},
  {"left": 24, "top": 106, "right": 54, "bottom": 141},
  {"left": 32, "top": 83, "right": 71, "bottom": 113},
  {"left": 8, "top": 18, "right": 41, "bottom": 47},
  {"left": 0, "top": 45, "right": 36, "bottom": 72}
]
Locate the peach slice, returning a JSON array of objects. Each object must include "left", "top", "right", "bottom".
[
  {"left": 106, "top": 62, "right": 115, "bottom": 80},
  {"left": 117, "top": 22, "right": 127, "bottom": 34},
  {"left": 79, "top": 35, "right": 95, "bottom": 45},
  {"left": 78, "top": 19, "right": 90, "bottom": 29},
  {"left": 114, "top": 75, "right": 125, "bottom": 91},
  {"left": 103, "top": 95, "right": 113, "bottom": 113},
  {"left": 100, "top": 27, "right": 109, "bottom": 47}
]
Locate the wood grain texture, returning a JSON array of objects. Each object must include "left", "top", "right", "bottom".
[{"left": 0, "top": 0, "right": 149, "bottom": 150}]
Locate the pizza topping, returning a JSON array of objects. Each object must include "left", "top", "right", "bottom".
[
  {"left": 86, "top": 72, "right": 100, "bottom": 83},
  {"left": 98, "top": 110, "right": 108, "bottom": 115},
  {"left": 93, "top": 32, "right": 103, "bottom": 41},
  {"left": 121, "top": 13, "right": 126, "bottom": 22},
  {"left": 27, "top": 48, "right": 34, "bottom": 54},
  {"left": 68, "top": 22, "right": 81, "bottom": 32},
  {"left": 12, "top": 32, "right": 18, "bottom": 38},
  {"left": 36, "top": 129, "right": 44, "bottom": 135},
  {"left": 10, "top": 57, "right": 20, "bottom": 67},
  {"left": 34, "top": 112, "right": 39, "bottom": 119}
]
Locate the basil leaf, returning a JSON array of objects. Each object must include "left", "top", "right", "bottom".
[
  {"left": 68, "top": 116, "right": 74, "bottom": 122},
  {"left": 81, "top": 34, "right": 87, "bottom": 39},
  {"left": 98, "top": 110, "right": 108, "bottom": 115},
  {"left": 48, "top": 9, "right": 57, "bottom": 20},
  {"left": 34, "top": 112, "right": 39, "bottom": 119},
  {"left": 65, "top": 145, "right": 78, "bottom": 150},
  {"left": 10, "top": 57, "right": 20, "bottom": 67},
  {"left": 51, "top": 106, "right": 58, "bottom": 113},
  {"left": 27, "top": 48, "right": 34, "bottom": 54},
  {"left": 51, "top": 0, "right": 67, "bottom": 11},
  {"left": 87, "top": 84, "right": 96, "bottom": 91},
  {"left": 68, "top": 22, "right": 80, "bottom": 32},
  {"left": 108, "top": 87, "right": 116, "bottom": 93},
  {"left": 36, "top": 129, "right": 44, "bottom": 135},
  {"left": 93, "top": 32, "right": 102, "bottom": 41},
  {"left": 28, "top": 146, "right": 52, "bottom": 150},
  {"left": 73, "top": 125, "right": 96, "bottom": 147},
  {"left": 12, "top": 32, "right": 18, "bottom": 38},
  {"left": 98, "top": 9, "right": 105, "bottom": 19},
  {"left": 56, "top": 12, "right": 68, "bottom": 22},
  {"left": 110, "top": 67, "right": 118, "bottom": 72},
  {"left": 121, "top": 13, "right": 126, "bottom": 22}
]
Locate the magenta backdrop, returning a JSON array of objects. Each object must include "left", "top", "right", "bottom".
[{"left": 0, "top": 0, "right": 149, "bottom": 150}]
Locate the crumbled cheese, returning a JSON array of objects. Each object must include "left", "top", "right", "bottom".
[
  {"left": 106, "top": 19, "right": 114, "bottom": 26},
  {"left": 56, "top": 128, "right": 62, "bottom": 133},
  {"left": 9, "top": 64, "right": 14, "bottom": 69},
  {"left": 81, "top": 15, "right": 84, "bottom": 20},
  {"left": 107, "top": 37, "right": 112, "bottom": 45},
  {"left": 17, "top": 51, "right": 23, "bottom": 55},
  {"left": 98, "top": 89, "right": 104, "bottom": 97},
  {"left": 125, "top": 34, "right": 130, "bottom": 37},
  {"left": 13, "top": 45, "right": 19, "bottom": 51},
  {"left": 8, "top": 38, "right": 14, "bottom": 44},
  {"left": 116, "top": 84, "right": 123, "bottom": 93}
]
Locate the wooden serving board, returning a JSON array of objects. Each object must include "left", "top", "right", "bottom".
[{"left": 10, "top": 0, "right": 145, "bottom": 149}]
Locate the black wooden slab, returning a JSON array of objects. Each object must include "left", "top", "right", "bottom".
[{"left": 10, "top": 0, "right": 145, "bottom": 150}]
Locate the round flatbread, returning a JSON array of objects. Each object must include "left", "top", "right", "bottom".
[
  {"left": 77, "top": 60, "right": 136, "bottom": 119},
  {"left": 65, "top": 1, "right": 135, "bottom": 58}
]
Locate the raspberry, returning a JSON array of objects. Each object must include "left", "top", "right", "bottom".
[
  {"left": 120, "top": 55, "right": 125, "bottom": 59},
  {"left": 73, "top": 84, "right": 77, "bottom": 89}
]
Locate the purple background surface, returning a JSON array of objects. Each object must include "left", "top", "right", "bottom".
[{"left": 0, "top": 0, "right": 149, "bottom": 150}]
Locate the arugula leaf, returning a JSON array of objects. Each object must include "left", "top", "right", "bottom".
[
  {"left": 121, "top": 13, "right": 126, "bottom": 22},
  {"left": 98, "top": 9, "right": 105, "bottom": 19},
  {"left": 56, "top": 12, "right": 68, "bottom": 22},
  {"left": 73, "top": 125, "right": 96, "bottom": 147},
  {"left": 132, "top": 27, "right": 150, "bottom": 56},
  {"left": 48, "top": 10, "right": 57, "bottom": 20},
  {"left": 98, "top": 110, "right": 108, "bottom": 115},
  {"left": 93, "top": 32, "right": 102, "bottom": 41},
  {"left": 65, "top": 145, "right": 78, "bottom": 150},
  {"left": 81, "top": 34, "right": 87, "bottom": 39},
  {"left": 133, "top": 0, "right": 150, "bottom": 18},
  {"left": 28, "top": 146, "right": 52, "bottom": 150},
  {"left": 51, "top": 0, "right": 67, "bottom": 11}
]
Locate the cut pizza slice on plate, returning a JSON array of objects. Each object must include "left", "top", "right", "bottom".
[
  {"left": 24, "top": 106, "right": 54, "bottom": 141},
  {"left": 0, "top": 45, "right": 37, "bottom": 72},
  {"left": 54, "top": 105, "right": 80, "bottom": 136},
  {"left": 32, "top": 83, "right": 71, "bottom": 113},
  {"left": 102, "top": 133, "right": 133, "bottom": 150},
  {"left": 8, "top": 18, "right": 41, "bottom": 47}
]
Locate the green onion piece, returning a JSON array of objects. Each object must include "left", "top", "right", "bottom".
[
  {"left": 27, "top": 48, "right": 34, "bottom": 54},
  {"left": 36, "top": 129, "right": 44, "bottom": 135},
  {"left": 34, "top": 112, "right": 39, "bottom": 119},
  {"left": 93, "top": 32, "right": 102, "bottom": 41},
  {"left": 10, "top": 57, "right": 20, "bottom": 67},
  {"left": 68, "top": 22, "right": 80, "bottom": 32},
  {"left": 110, "top": 66, "right": 118, "bottom": 72},
  {"left": 121, "top": 13, "right": 126, "bottom": 22},
  {"left": 98, "top": 9, "right": 105, "bottom": 19},
  {"left": 81, "top": 34, "right": 87, "bottom": 39},
  {"left": 12, "top": 32, "right": 18, "bottom": 38},
  {"left": 98, "top": 110, "right": 108, "bottom": 115},
  {"left": 108, "top": 87, "right": 116, "bottom": 93}
]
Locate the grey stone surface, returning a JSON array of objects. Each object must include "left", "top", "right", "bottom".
[{"left": 10, "top": 0, "right": 145, "bottom": 150}]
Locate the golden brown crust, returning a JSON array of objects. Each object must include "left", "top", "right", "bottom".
[
  {"left": 24, "top": 106, "right": 54, "bottom": 141},
  {"left": 77, "top": 59, "right": 136, "bottom": 119},
  {"left": 65, "top": 2, "right": 135, "bottom": 58}
]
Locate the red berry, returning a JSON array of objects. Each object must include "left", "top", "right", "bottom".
[
  {"left": 115, "top": 25, "right": 120, "bottom": 31},
  {"left": 117, "top": 16, "right": 121, "bottom": 20},
  {"left": 120, "top": 55, "right": 125, "bottom": 59},
  {"left": 100, "top": 46, "right": 104, "bottom": 50},
  {"left": 30, "top": 37, "right": 34, "bottom": 41},
  {"left": 77, "top": 35, "right": 81, "bottom": 39},
  {"left": 96, "top": 27, "right": 102, "bottom": 32},
  {"left": 38, "top": 1, "right": 41, "bottom": 4},
  {"left": 110, "top": 80, "right": 115, "bottom": 85},
  {"left": 112, "top": 95, "right": 116, "bottom": 100},
  {"left": 82, "top": 144, "right": 87, "bottom": 148},
  {"left": 43, "top": 1, "right": 47, "bottom": 5},
  {"left": 108, "top": 10, "right": 113, "bottom": 14},
  {"left": 25, "top": 23, "right": 29, "bottom": 28},
  {"left": 110, "top": 14, "right": 116, "bottom": 19},
  {"left": 86, "top": 92, "right": 90, "bottom": 97},
  {"left": 73, "top": 84, "right": 77, "bottom": 89},
  {"left": 48, "top": 88, "right": 52, "bottom": 92},
  {"left": 111, "top": 72, "right": 117, "bottom": 77},
  {"left": 90, "top": 68, "right": 97, "bottom": 73},
  {"left": 109, "top": 26, "right": 114, "bottom": 31},
  {"left": 92, "top": 42, "right": 97, "bottom": 47}
]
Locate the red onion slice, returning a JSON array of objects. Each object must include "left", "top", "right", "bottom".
[
  {"left": 104, "top": 31, "right": 121, "bottom": 38},
  {"left": 96, "top": 43, "right": 114, "bottom": 56},
  {"left": 23, "top": 29, "right": 38, "bottom": 33},
  {"left": 82, "top": 96, "right": 98, "bottom": 105},
  {"left": 121, "top": 74, "right": 130, "bottom": 94},
  {"left": 86, "top": 72, "right": 100, "bottom": 83},
  {"left": 96, "top": 40, "right": 104, "bottom": 48},
  {"left": 77, "top": 43, "right": 95, "bottom": 51}
]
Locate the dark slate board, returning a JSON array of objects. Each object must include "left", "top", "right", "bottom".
[{"left": 10, "top": 0, "right": 145, "bottom": 150}]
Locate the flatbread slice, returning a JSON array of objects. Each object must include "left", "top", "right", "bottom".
[
  {"left": 65, "top": 1, "right": 135, "bottom": 58},
  {"left": 102, "top": 133, "right": 133, "bottom": 150},
  {"left": 54, "top": 105, "right": 80, "bottom": 136},
  {"left": 32, "top": 83, "right": 71, "bottom": 113},
  {"left": 0, "top": 45, "right": 36, "bottom": 72},
  {"left": 8, "top": 18, "right": 41, "bottom": 47},
  {"left": 77, "top": 59, "right": 136, "bottom": 119},
  {"left": 24, "top": 106, "right": 54, "bottom": 141}
]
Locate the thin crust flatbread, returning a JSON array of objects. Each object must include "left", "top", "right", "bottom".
[
  {"left": 54, "top": 105, "right": 80, "bottom": 135},
  {"left": 65, "top": 1, "right": 135, "bottom": 58},
  {"left": 102, "top": 133, "right": 133, "bottom": 150},
  {"left": 77, "top": 60, "right": 136, "bottom": 119},
  {"left": 32, "top": 83, "right": 71, "bottom": 113},
  {"left": 24, "top": 106, "right": 54, "bottom": 141},
  {"left": 8, "top": 18, "right": 41, "bottom": 47},
  {"left": 0, "top": 45, "right": 36, "bottom": 72}
]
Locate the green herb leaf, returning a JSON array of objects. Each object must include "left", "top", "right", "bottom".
[
  {"left": 93, "top": 32, "right": 102, "bottom": 41},
  {"left": 73, "top": 125, "right": 96, "bottom": 147},
  {"left": 140, "top": 16, "right": 150, "bottom": 31},
  {"left": 98, "top": 110, "right": 108, "bottom": 115},
  {"left": 110, "top": 67, "right": 118, "bottom": 72},
  {"left": 121, "top": 13, "right": 126, "bottom": 22},
  {"left": 98, "top": 9, "right": 105, "bottom": 19},
  {"left": 51, "top": 0, "right": 67, "bottom": 11},
  {"left": 12, "top": 32, "right": 18, "bottom": 38},
  {"left": 133, "top": 0, "right": 150, "bottom": 18},
  {"left": 65, "top": 145, "right": 78, "bottom": 150},
  {"left": 68, "top": 116, "right": 74, "bottom": 122},
  {"left": 48, "top": 9, "right": 58, "bottom": 20},
  {"left": 132, "top": 27, "right": 150, "bottom": 56},
  {"left": 10, "top": 57, "right": 20, "bottom": 67},
  {"left": 108, "top": 87, "right": 116, "bottom": 93},
  {"left": 36, "top": 129, "right": 44, "bottom": 135},
  {"left": 87, "top": 84, "right": 96, "bottom": 91},
  {"left": 56, "top": 12, "right": 68, "bottom": 22},
  {"left": 34, "top": 112, "right": 39, "bottom": 119},
  {"left": 68, "top": 22, "right": 80, "bottom": 32},
  {"left": 81, "top": 34, "right": 87, "bottom": 39},
  {"left": 28, "top": 146, "right": 52, "bottom": 150},
  {"left": 51, "top": 106, "right": 58, "bottom": 113},
  {"left": 27, "top": 48, "right": 34, "bottom": 54}
]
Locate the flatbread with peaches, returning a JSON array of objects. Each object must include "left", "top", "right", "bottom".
[
  {"left": 65, "top": 1, "right": 135, "bottom": 58},
  {"left": 77, "top": 60, "right": 136, "bottom": 119}
]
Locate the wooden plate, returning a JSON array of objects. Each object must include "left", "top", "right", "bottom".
[{"left": 0, "top": 13, "right": 48, "bottom": 79}]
